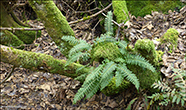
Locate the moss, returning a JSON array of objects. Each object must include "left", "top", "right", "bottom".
[
  {"left": 128, "top": 65, "right": 160, "bottom": 91},
  {"left": 112, "top": 0, "right": 129, "bottom": 23},
  {"left": 126, "top": 0, "right": 184, "bottom": 17},
  {"left": 0, "top": 3, "right": 40, "bottom": 45},
  {"left": 1, "top": 30, "right": 24, "bottom": 47},
  {"left": 28, "top": 0, "right": 75, "bottom": 56},
  {"left": 160, "top": 28, "right": 179, "bottom": 53},
  {"left": 91, "top": 42, "right": 121, "bottom": 62},
  {"left": 101, "top": 77, "right": 130, "bottom": 96},
  {"left": 82, "top": 16, "right": 91, "bottom": 20},
  {"left": 134, "top": 39, "right": 157, "bottom": 65}
]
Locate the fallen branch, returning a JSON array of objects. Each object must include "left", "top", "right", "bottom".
[
  {"left": 0, "top": 27, "right": 44, "bottom": 31},
  {"left": 69, "top": 3, "right": 112, "bottom": 25},
  {"left": 1, "top": 45, "right": 91, "bottom": 79}
]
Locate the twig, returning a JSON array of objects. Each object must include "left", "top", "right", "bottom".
[
  {"left": 0, "top": 65, "right": 15, "bottom": 84},
  {"left": 69, "top": 3, "right": 112, "bottom": 25},
  {"left": 0, "top": 27, "right": 44, "bottom": 31}
]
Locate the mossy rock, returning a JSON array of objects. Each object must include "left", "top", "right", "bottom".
[
  {"left": 101, "top": 77, "right": 130, "bottom": 96},
  {"left": 160, "top": 28, "right": 179, "bottom": 53},
  {"left": 91, "top": 42, "right": 121, "bottom": 62},
  {"left": 128, "top": 65, "right": 160, "bottom": 91},
  {"left": 134, "top": 39, "right": 157, "bottom": 65}
]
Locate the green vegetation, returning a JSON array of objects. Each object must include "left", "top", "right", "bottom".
[
  {"left": 148, "top": 68, "right": 186, "bottom": 109},
  {"left": 61, "top": 11, "right": 156, "bottom": 103},
  {"left": 160, "top": 28, "right": 179, "bottom": 53},
  {"left": 126, "top": 0, "right": 185, "bottom": 17},
  {"left": 112, "top": 0, "right": 129, "bottom": 23}
]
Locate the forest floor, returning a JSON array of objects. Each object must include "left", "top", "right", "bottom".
[{"left": 0, "top": 4, "right": 186, "bottom": 110}]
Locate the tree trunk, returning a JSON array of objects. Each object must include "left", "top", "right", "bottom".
[
  {"left": 0, "top": 2, "right": 40, "bottom": 45},
  {"left": 0, "top": 45, "right": 91, "bottom": 79},
  {"left": 28, "top": 0, "right": 75, "bottom": 56}
]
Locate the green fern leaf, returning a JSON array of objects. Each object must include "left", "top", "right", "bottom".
[
  {"left": 126, "top": 55, "right": 156, "bottom": 73},
  {"left": 115, "top": 71, "right": 124, "bottom": 87},
  {"left": 117, "top": 63, "right": 139, "bottom": 90},
  {"left": 69, "top": 42, "right": 91, "bottom": 56},
  {"left": 73, "top": 77, "right": 100, "bottom": 104},
  {"left": 100, "top": 61, "right": 116, "bottom": 90},
  {"left": 85, "top": 64, "right": 103, "bottom": 83},
  {"left": 95, "top": 36, "right": 116, "bottom": 44},
  {"left": 62, "top": 36, "right": 80, "bottom": 45},
  {"left": 105, "top": 11, "right": 113, "bottom": 35},
  {"left": 65, "top": 52, "right": 89, "bottom": 66}
]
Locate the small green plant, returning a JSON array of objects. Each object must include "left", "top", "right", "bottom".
[
  {"left": 148, "top": 68, "right": 186, "bottom": 109},
  {"left": 61, "top": 11, "right": 156, "bottom": 104}
]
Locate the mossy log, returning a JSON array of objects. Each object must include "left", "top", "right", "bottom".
[
  {"left": 0, "top": 3, "right": 40, "bottom": 45},
  {"left": 28, "top": 0, "right": 75, "bottom": 56},
  {"left": 0, "top": 45, "right": 90, "bottom": 79},
  {"left": 112, "top": 0, "right": 129, "bottom": 23}
]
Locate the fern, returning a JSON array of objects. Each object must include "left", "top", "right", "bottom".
[
  {"left": 100, "top": 61, "right": 116, "bottom": 90},
  {"left": 126, "top": 55, "right": 156, "bottom": 73},
  {"left": 117, "top": 63, "right": 139, "bottom": 89},
  {"left": 148, "top": 68, "right": 186, "bottom": 107},
  {"left": 69, "top": 42, "right": 91, "bottom": 56},
  {"left": 60, "top": 11, "right": 156, "bottom": 104},
  {"left": 104, "top": 11, "right": 113, "bottom": 35},
  {"left": 61, "top": 36, "right": 80, "bottom": 45}
]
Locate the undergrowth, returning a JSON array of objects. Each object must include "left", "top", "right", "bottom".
[
  {"left": 147, "top": 68, "right": 186, "bottom": 109},
  {"left": 61, "top": 11, "right": 156, "bottom": 104}
]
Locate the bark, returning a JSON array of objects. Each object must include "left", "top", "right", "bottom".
[
  {"left": 0, "top": 2, "right": 40, "bottom": 45},
  {"left": 28, "top": 0, "right": 75, "bottom": 56},
  {"left": 0, "top": 45, "right": 91, "bottom": 79}
]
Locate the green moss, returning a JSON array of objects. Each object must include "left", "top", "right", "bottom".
[
  {"left": 91, "top": 42, "right": 121, "bottom": 62},
  {"left": 126, "top": 0, "right": 184, "bottom": 17},
  {"left": 1, "top": 30, "right": 24, "bottom": 47},
  {"left": 82, "top": 16, "right": 91, "bottom": 20},
  {"left": 112, "top": 0, "right": 129, "bottom": 23},
  {"left": 134, "top": 39, "right": 157, "bottom": 65},
  {"left": 160, "top": 28, "right": 179, "bottom": 53},
  {"left": 102, "top": 77, "right": 130, "bottom": 96},
  {"left": 128, "top": 65, "right": 160, "bottom": 91},
  {"left": 28, "top": 0, "right": 75, "bottom": 56}
]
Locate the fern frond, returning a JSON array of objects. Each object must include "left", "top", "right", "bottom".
[
  {"left": 126, "top": 55, "right": 156, "bottom": 73},
  {"left": 117, "top": 40, "right": 128, "bottom": 55},
  {"left": 151, "top": 81, "right": 172, "bottom": 92},
  {"left": 95, "top": 36, "right": 116, "bottom": 45},
  {"left": 100, "top": 61, "right": 116, "bottom": 90},
  {"left": 115, "top": 71, "right": 124, "bottom": 87},
  {"left": 73, "top": 77, "right": 101, "bottom": 104},
  {"left": 117, "top": 63, "right": 139, "bottom": 90},
  {"left": 85, "top": 64, "right": 104, "bottom": 83},
  {"left": 62, "top": 36, "right": 80, "bottom": 45},
  {"left": 105, "top": 11, "right": 113, "bottom": 35},
  {"left": 65, "top": 52, "right": 90, "bottom": 66},
  {"left": 69, "top": 42, "right": 91, "bottom": 56}
]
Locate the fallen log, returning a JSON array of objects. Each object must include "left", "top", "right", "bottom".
[{"left": 0, "top": 45, "right": 90, "bottom": 79}]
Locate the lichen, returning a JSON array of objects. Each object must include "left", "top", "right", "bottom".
[{"left": 160, "top": 28, "right": 179, "bottom": 53}]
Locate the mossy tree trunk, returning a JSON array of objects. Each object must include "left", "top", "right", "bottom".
[
  {"left": 28, "top": 0, "right": 75, "bottom": 56},
  {"left": 112, "top": 0, "right": 129, "bottom": 23},
  {"left": 1, "top": 44, "right": 90, "bottom": 80},
  {"left": 0, "top": 2, "right": 40, "bottom": 46}
]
